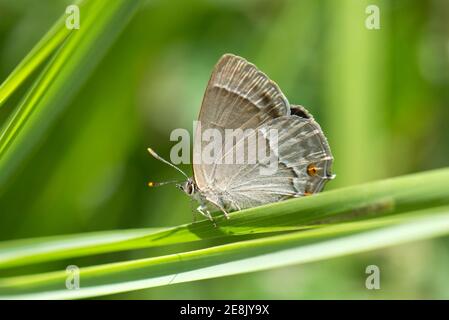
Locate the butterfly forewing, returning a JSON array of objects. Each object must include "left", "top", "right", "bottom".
[{"left": 193, "top": 54, "right": 290, "bottom": 188}]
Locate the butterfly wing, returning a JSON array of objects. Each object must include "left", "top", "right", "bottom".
[
  {"left": 222, "top": 114, "right": 334, "bottom": 210},
  {"left": 193, "top": 54, "right": 334, "bottom": 212},
  {"left": 193, "top": 54, "right": 290, "bottom": 189}
]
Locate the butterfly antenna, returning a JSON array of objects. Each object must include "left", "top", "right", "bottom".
[
  {"left": 147, "top": 148, "right": 189, "bottom": 180},
  {"left": 148, "top": 180, "right": 181, "bottom": 188}
]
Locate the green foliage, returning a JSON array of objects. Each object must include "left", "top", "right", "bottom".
[
  {"left": 0, "top": 0, "right": 141, "bottom": 187},
  {"left": 0, "top": 0, "right": 448, "bottom": 299},
  {"left": 1, "top": 168, "right": 449, "bottom": 298}
]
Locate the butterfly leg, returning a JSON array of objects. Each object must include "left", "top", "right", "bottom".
[
  {"left": 197, "top": 205, "right": 217, "bottom": 227},
  {"left": 216, "top": 204, "right": 230, "bottom": 220}
]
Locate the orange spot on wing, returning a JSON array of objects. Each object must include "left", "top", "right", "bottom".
[{"left": 307, "top": 164, "right": 318, "bottom": 176}]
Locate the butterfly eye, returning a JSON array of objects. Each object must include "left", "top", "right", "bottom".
[
  {"left": 307, "top": 164, "right": 318, "bottom": 176},
  {"left": 185, "top": 182, "right": 194, "bottom": 195}
]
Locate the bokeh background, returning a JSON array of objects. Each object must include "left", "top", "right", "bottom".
[{"left": 0, "top": 0, "right": 448, "bottom": 298}]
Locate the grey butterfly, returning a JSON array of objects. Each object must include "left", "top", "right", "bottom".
[{"left": 148, "top": 53, "right": 335, "bottom": 223}]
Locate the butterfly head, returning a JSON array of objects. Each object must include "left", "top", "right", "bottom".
[{"left": 177, "top": 178, "right": 196, "bottom": 196}]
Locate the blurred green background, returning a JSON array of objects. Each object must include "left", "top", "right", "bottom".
[{"left": 0, "top": 0, "right": 448, "bottom": 298}]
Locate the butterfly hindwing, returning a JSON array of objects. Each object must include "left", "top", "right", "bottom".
[{"left": 208, "top": 115, "right": 333, "bottom": 210}]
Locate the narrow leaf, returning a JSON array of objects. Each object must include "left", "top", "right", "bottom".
[
  {"left": 1, "top": 207, "right": 449, "bottom": 299},
  {"left": 0, "top": 167, "right": 448, "bottom": 270}
]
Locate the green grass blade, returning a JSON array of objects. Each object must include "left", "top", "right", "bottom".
[
  {"left": 0, "top": 0, "right": 99, "bottom": 109},
  {"left": 1, "top": 206, "right": 449, "bottom": 299},
  {"left": 0, "top": 228, "right": 167, "bottom": 270},
  {"left": 0, "top": 0, "right": 141, "bottom": 187},
  {"left": 0, "top": 4, "right": 74, "bottom": 108},
  {"left": 1, "top": 167, "right": 449, "bottom": 270}
]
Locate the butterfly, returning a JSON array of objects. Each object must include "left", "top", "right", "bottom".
[{"left": 148, "top": 53, "right": 335, "bottom": 223}]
